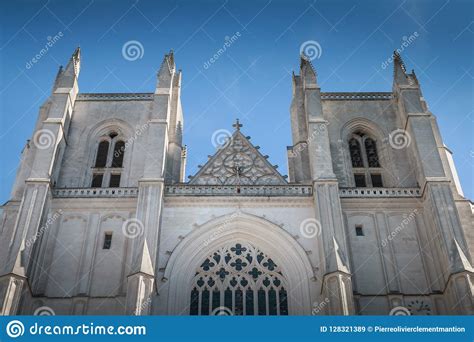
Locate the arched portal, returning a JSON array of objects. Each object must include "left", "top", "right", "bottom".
[{"left": 164, "top": 212, "right": 315, "bottom": 315}]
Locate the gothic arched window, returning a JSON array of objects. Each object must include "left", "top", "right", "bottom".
[
  {"left": 91, "top": 132, "right": 126, "bottom": 188},
  {"left": 349, "top": 138, "right": 363, "bottom": 167},
  {"left": 95, "top": 141, "right": 109, "bottom": 167},
  {"left": 190, "top": 242, "right": 289, "bottom": 316},
  {"left": 349, "top": 132, "right": 382, "bottom": 187},
  {"left": 112, "top": 140, "right": 125, "bottom": 167}
]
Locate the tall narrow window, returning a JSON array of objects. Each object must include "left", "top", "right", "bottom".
[
  {"left": 189, "top": 242, "right": 289, "bottom": 316},
  {"left": 365, "top": 138, "right": 380, "bottom": 167},
  {"left": 112, "top": 140, "right": 125, "bottom": 167},
  {"left": 349, "top": 138, "right": 363, "bottom": 167},
  {"left": 95, "top": 141, "right": 109, "bottom": 167},
  {"left": 348, "top": 132, "right": 383, "bottom": 187},
  {"left": 103, "top": 233, "right": 113, "bottom": 249}
]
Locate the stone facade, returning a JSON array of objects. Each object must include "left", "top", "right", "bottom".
[{"left": 0, "top": 49, "right": 472, "bottom": 316}]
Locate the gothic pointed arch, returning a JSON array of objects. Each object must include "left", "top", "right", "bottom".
[
  {"left": 82, "top": 119, "right": 135, "bottom": 188},
  {"left": 164, "top": 212, "right": 315, "bottom": 315},
  {"left": 341, "top": 118, "right": 392, "bottom": 187}
]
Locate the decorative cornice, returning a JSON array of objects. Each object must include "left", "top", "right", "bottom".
[
  {"left": 320, "top": 92, "right": 393, "bottom": 100},
  {"left": 76, "top": 93, "right": 154, "bottom": 101}
]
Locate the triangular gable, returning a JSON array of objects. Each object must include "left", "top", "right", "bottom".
[{"left": 189, "top": 129, "right": 287, "bottom": 186}]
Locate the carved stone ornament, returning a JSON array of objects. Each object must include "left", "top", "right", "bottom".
[{"left": 190, "top": 130, "right": 287, "bottom": 186}]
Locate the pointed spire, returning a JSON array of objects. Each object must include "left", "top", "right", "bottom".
[
  {"left": 332, "top": 237, "right": 350, "bottom": 274},
  {"left": 450, "top": 239, "right": 474, "bottom": 273},
  {"left": 131, "top": 241, "right": 155, "bottom": 277},
  {"left": 52, "top": 47, "right": 80, "bottom": 92},
  {"left": 393, "top": 50, "right": 409, "bottom": 85},
  {"left": 299, "top": 54, "right": 317, "bottom": 87},
  {"left": 64, "top": 46, "right": 81, "bottom": 77},
  {"left": 156, "top": 50, "right": 176, "bottom": 91}
]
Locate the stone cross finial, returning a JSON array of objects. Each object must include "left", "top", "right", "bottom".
[{"left": 232, "top": 118, "right": 242, "bottom": 131}]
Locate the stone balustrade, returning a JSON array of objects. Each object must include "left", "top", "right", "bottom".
[
  {"left": 165, "top": 184, "right": 313, "bottom": 196},
  {"left": 53, "top": 187, "right": 139, "bottom": 198},
  {"left": 320, "top": 92, "right": 393, "bottom": 100},
  {"left": 339, "top": 187, "right": 421, "bottom": 198},
  {"left": 52, "top": 186, "right": 422, "bottom": 198}
]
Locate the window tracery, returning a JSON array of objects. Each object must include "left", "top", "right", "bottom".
[
  {"left": 348, "top": 131, "right": 382, "bottom": 187},
  {"left": 91, "top": 131, "right": 125, "bottom": 188},
  {"left": 190, "top": 242, "right": 288, "bottom": 315}
]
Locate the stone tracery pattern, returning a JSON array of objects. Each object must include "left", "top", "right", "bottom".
[
  {"left": 190, "top": 242, "right": 289, "bottom": 315},
  {"left": 190, "top": 133, "right": 286, "bottom": 186}
]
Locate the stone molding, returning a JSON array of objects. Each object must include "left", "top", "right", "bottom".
[
  {"left": 76, "top": 93, "right": 154, "bottom": 101},
  {"left": 320, "top": 92, "right": 392, "bottom": 100}
]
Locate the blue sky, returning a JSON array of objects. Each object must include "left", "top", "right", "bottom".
[{"left": 0, "top": 0, "right": 473, "bottom": 203}]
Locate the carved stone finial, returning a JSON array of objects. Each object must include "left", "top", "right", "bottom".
[{"left": 232, "top": 118, "right": 242, "bottom": 131}]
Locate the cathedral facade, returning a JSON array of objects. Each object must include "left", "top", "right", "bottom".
[{"left": 0, "top": 48, "right": 473, "bottom": 316}]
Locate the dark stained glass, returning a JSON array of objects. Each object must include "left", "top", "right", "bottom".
[
  {"left": 201, "top": 289, "right": 210, "bottom": 315},
  {"left": 112, "top": 141, "right": 125, "bottom": 167},
  {"left": 349, "top": 138, "right": 363, "bottom": 167},
  {"left": 95, "top": 141, "right": 109, "bottom": 167},
  {"left": 258, "top": 289, "right": 266, "bottom": 315},
  {"left": 190, "top": 288, "right": 199, "bottom": 315},
  {"left": 365, "top": 138, "right": 380, "bottom": 167}
]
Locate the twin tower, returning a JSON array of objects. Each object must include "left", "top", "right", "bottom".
[{"left": 0, "top": 48, "right": 472, "bottom": 315}]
